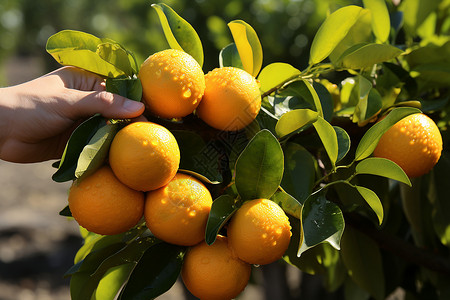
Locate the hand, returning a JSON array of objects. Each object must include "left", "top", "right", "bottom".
[{"left": 0, "top": 66, "right": 145, "bottom": 163}]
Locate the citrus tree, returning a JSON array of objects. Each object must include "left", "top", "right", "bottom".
[{"left": 46, "top": 1, "right": 449, "bottom": 299}]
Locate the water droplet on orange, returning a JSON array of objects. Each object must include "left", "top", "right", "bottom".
[{"left": 183, "top": 89, "right": 192, "bottom": 98}]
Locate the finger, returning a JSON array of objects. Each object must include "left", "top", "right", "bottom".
[
  {"left": 66, "top": 90, "right": 145, "bottom": 120},
  {"left": 49, "top": 67, "right": 105, "bottom": 91}
]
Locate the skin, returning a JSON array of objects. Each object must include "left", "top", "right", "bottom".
[{"left": 0, "top": 67, "right": 145, "bottom": 163}]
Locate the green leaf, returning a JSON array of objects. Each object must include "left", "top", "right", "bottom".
[
  {"left": 355, "top": 185, "right": 384, "bottom": 225},
  {"left": 270, "top": 190, "right": 302, "bottom": 218},
  {"left": 69, "top": 242, "right": 126, "bottom": 300},
  {"left": 72, "top": 237, "right": 158, "bottom": 300},
  {"left": 298, "top": 194, "right": 345, "bottom": 256},
  {"left": 119, "top": 243, "right": 185, "bottom": 300},
  {"left": 412, "top": 63, "right": 450, "bottom": 89},
  {"left": 272, "top": 79, "right": 323, "bottom": 118},
  {"left": 354, "top": 107, "right": 422, "bottom": 161},
  {"left": 219, "top": 43, "right": 244, "bottom": 69},
  {"left": 362, "top": 0, "right": 390, "bottom": 42},
  {"left": 334, "top": 126, "right": 351, "bottom": 163},
  {"left": 281, "top": 142, "right": 316, "bottom": 204},
  {"left": 235, "top": 129, "right": 284, "bottom": 200},
  {"left": 355, "top": 157, "right": 411, "bottom": 186},
  {"left": 228, "top": 20, "right": 263, "bottom": 76},
  {"left": 336, "top": 43, "right": 403, "bottom": 69},
  {"left": 399, "top": 0, "right": 440, "bottom": 35},
  {"left": 309, "top": 5, "right": 364, "bottom": 65},
  {"left": 284, "top": 231, "right": 346, "bottom": 293},
  {"left": 313, "top": 116, "right": 339, "bottom": 170},
  {"left": 258, "top": 62, "right": 301, "bottom": 95},
  {"left": 205, "top": 195, "right": 238, "bottom": 245},
  {"left": 74, "top": 233, "right": 125, "bottom": 265},
  {"left": 52, "top": 115, "right": 106, "bottom": 182},
  {"left": 312, "top": 81, "right": 334, "bottom": 122},
  {"left": 289, "top": 79, "right": 324, "bottom": 118},
  {"left": 46, "top": 30, "right": 128, "bottom": 78},
  {"left": 340, "top": 226, "right": 385, "bottom": 300},
  {"left": 95, "top": 264, "right": 134, "bottom": 300},
  {"left": 329, "top": 8, "right": 372, "bottom": 64},
  {"left": 275, "top": 109, "right": 319, "bottom": 138},
  {"left": 106, "top": 77, "right": 142, "bottom": 102},
  {"left": 353, "top": 87, "right": 382, "bottom": 126},
  {"left": 96, "top": 43, "right": 134, "bottom": 77},
  {"left": 151, "top": 3, "right": 204, "bottom": 66},
  {"left": 75, "top": 123, "right": 119, "bottom": 180}
]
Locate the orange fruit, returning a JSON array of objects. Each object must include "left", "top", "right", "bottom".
[
  {"left": 139, "top": 49, "right": 205, "bottom": 119},
  {"left": 144, "top": 173, "right": 212, "bottom": 246},
  {"left": 373, "top": 113, "right": 443, "bottom": 178},
  {"left": 109, "top": 121, "right": 180, "bottom": 191},
  {"left": 227, "top": 199, "right": 292, "bottom": 265},
  {"left": 68, "top": 165, "right": 145, "bottom": 235},
  {"left": 181, "top": 235, "right": 251, "bottom": 300},
  {"left": 196, "top": 67, "right": 261, "bottom": 131}
]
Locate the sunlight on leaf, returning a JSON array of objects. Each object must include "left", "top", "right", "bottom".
[
  {"left": 275, "top": 109, "right": 319, "bottom": 138},
  {"left": 258, "top": 62, "right": 301, "bottom": 94},
  {"left": 355, "top": 157, "right": 411, "bottom": 187},
  {"left": 75, "top": 123, "right": 119, "bottom": 180},
  {"left": 309, "top": 5, "right": 363, "bottom": 65},
  {"left": 46, "top": 30, "right": 129, "bottom": 78},
  {"left": 313, "top": 116, "right": 339, "bottom": 170},
  {"left": 362, "top": 0, "right": 390, "bottom": 42},
  {"left": 228, "top": 20, "right": 263, "bottom": 76},
  {"left": 355, "top": 185, "right": 384, "bottom": 225},
  {"left": 152, "top": 3, "right": 204, "bottom": 66},
  {"left": 336, "top": 43, "right": 403, "bottom": 69}
]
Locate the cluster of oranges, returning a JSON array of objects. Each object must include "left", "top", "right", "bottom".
[
  {"left": 67, "top": 49, "right": 291, "bottom": 299},
  {"left": 139, "top": 48, "right": 262, "bottom": 131}
]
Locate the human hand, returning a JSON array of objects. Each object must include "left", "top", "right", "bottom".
[{"left": 0, "top": 66, "right": 145, "bottom": 163}]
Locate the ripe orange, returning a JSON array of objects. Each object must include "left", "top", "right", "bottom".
[
  {"left": 68, "top": 165, "right": 145, "bottom": 235},
  {"left": 139, "top": 49, "right": 205, "bottom": 119},
  {"left": 196, "top": 67, "right": 262, "bottom": 131},
  {"left": 109, "top": 121, "right": 180, "bottom": 191},
  {"left": 144, "top": 173, "right": 212, "bottom": 246},
  {"left": 227, "top": 199, "right": 292, "bottom": 265},
  {"left": 373, "top": 113, "right": 443, "bottom": 178},
  {"left": 181, "top": 235, "right": 251, "bottom": 300}
]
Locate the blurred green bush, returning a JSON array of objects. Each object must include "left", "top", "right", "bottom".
[{"left": 0, "top": 0, "right": 357, "bottom": 85}]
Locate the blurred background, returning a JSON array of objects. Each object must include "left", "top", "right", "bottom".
[{"left": 0, "top": 0, "right": 358, "bottom": 299}]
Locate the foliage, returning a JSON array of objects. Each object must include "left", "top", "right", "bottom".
[{"left": 47, "top": 1, "right": 450, "bottom": 300}]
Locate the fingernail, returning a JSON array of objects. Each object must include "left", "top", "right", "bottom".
[{"left": 123, "top": 100, "right": 144, "bottom": 112}]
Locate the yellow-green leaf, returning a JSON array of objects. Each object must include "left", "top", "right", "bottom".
[
  {"left": 275, "top": 109, "right": 319, "bottom": 138},
  {"left": 152, "top": 3, "right": 204, "bottom": 67},
  {"left": 336, "top": 43, "right": 403, "bottom": 69},
  {"left": 46, "top": 30, "right": 128, "bottom": 78},
  {"left": 310, "top": 5, "right": 364, "bottom": 65},
  {"left": 228, "top": 20, "right": 263, "bottom": 77},
  {"left": 258, "top": 63, "right": 301, "bottom": 94},
  {"left": 362, "top": 0, "right": 390, "bottom": 43}
]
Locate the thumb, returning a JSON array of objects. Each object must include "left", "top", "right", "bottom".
[{"left": 65, "top": 90, "right": 145, "bottom": 120}]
